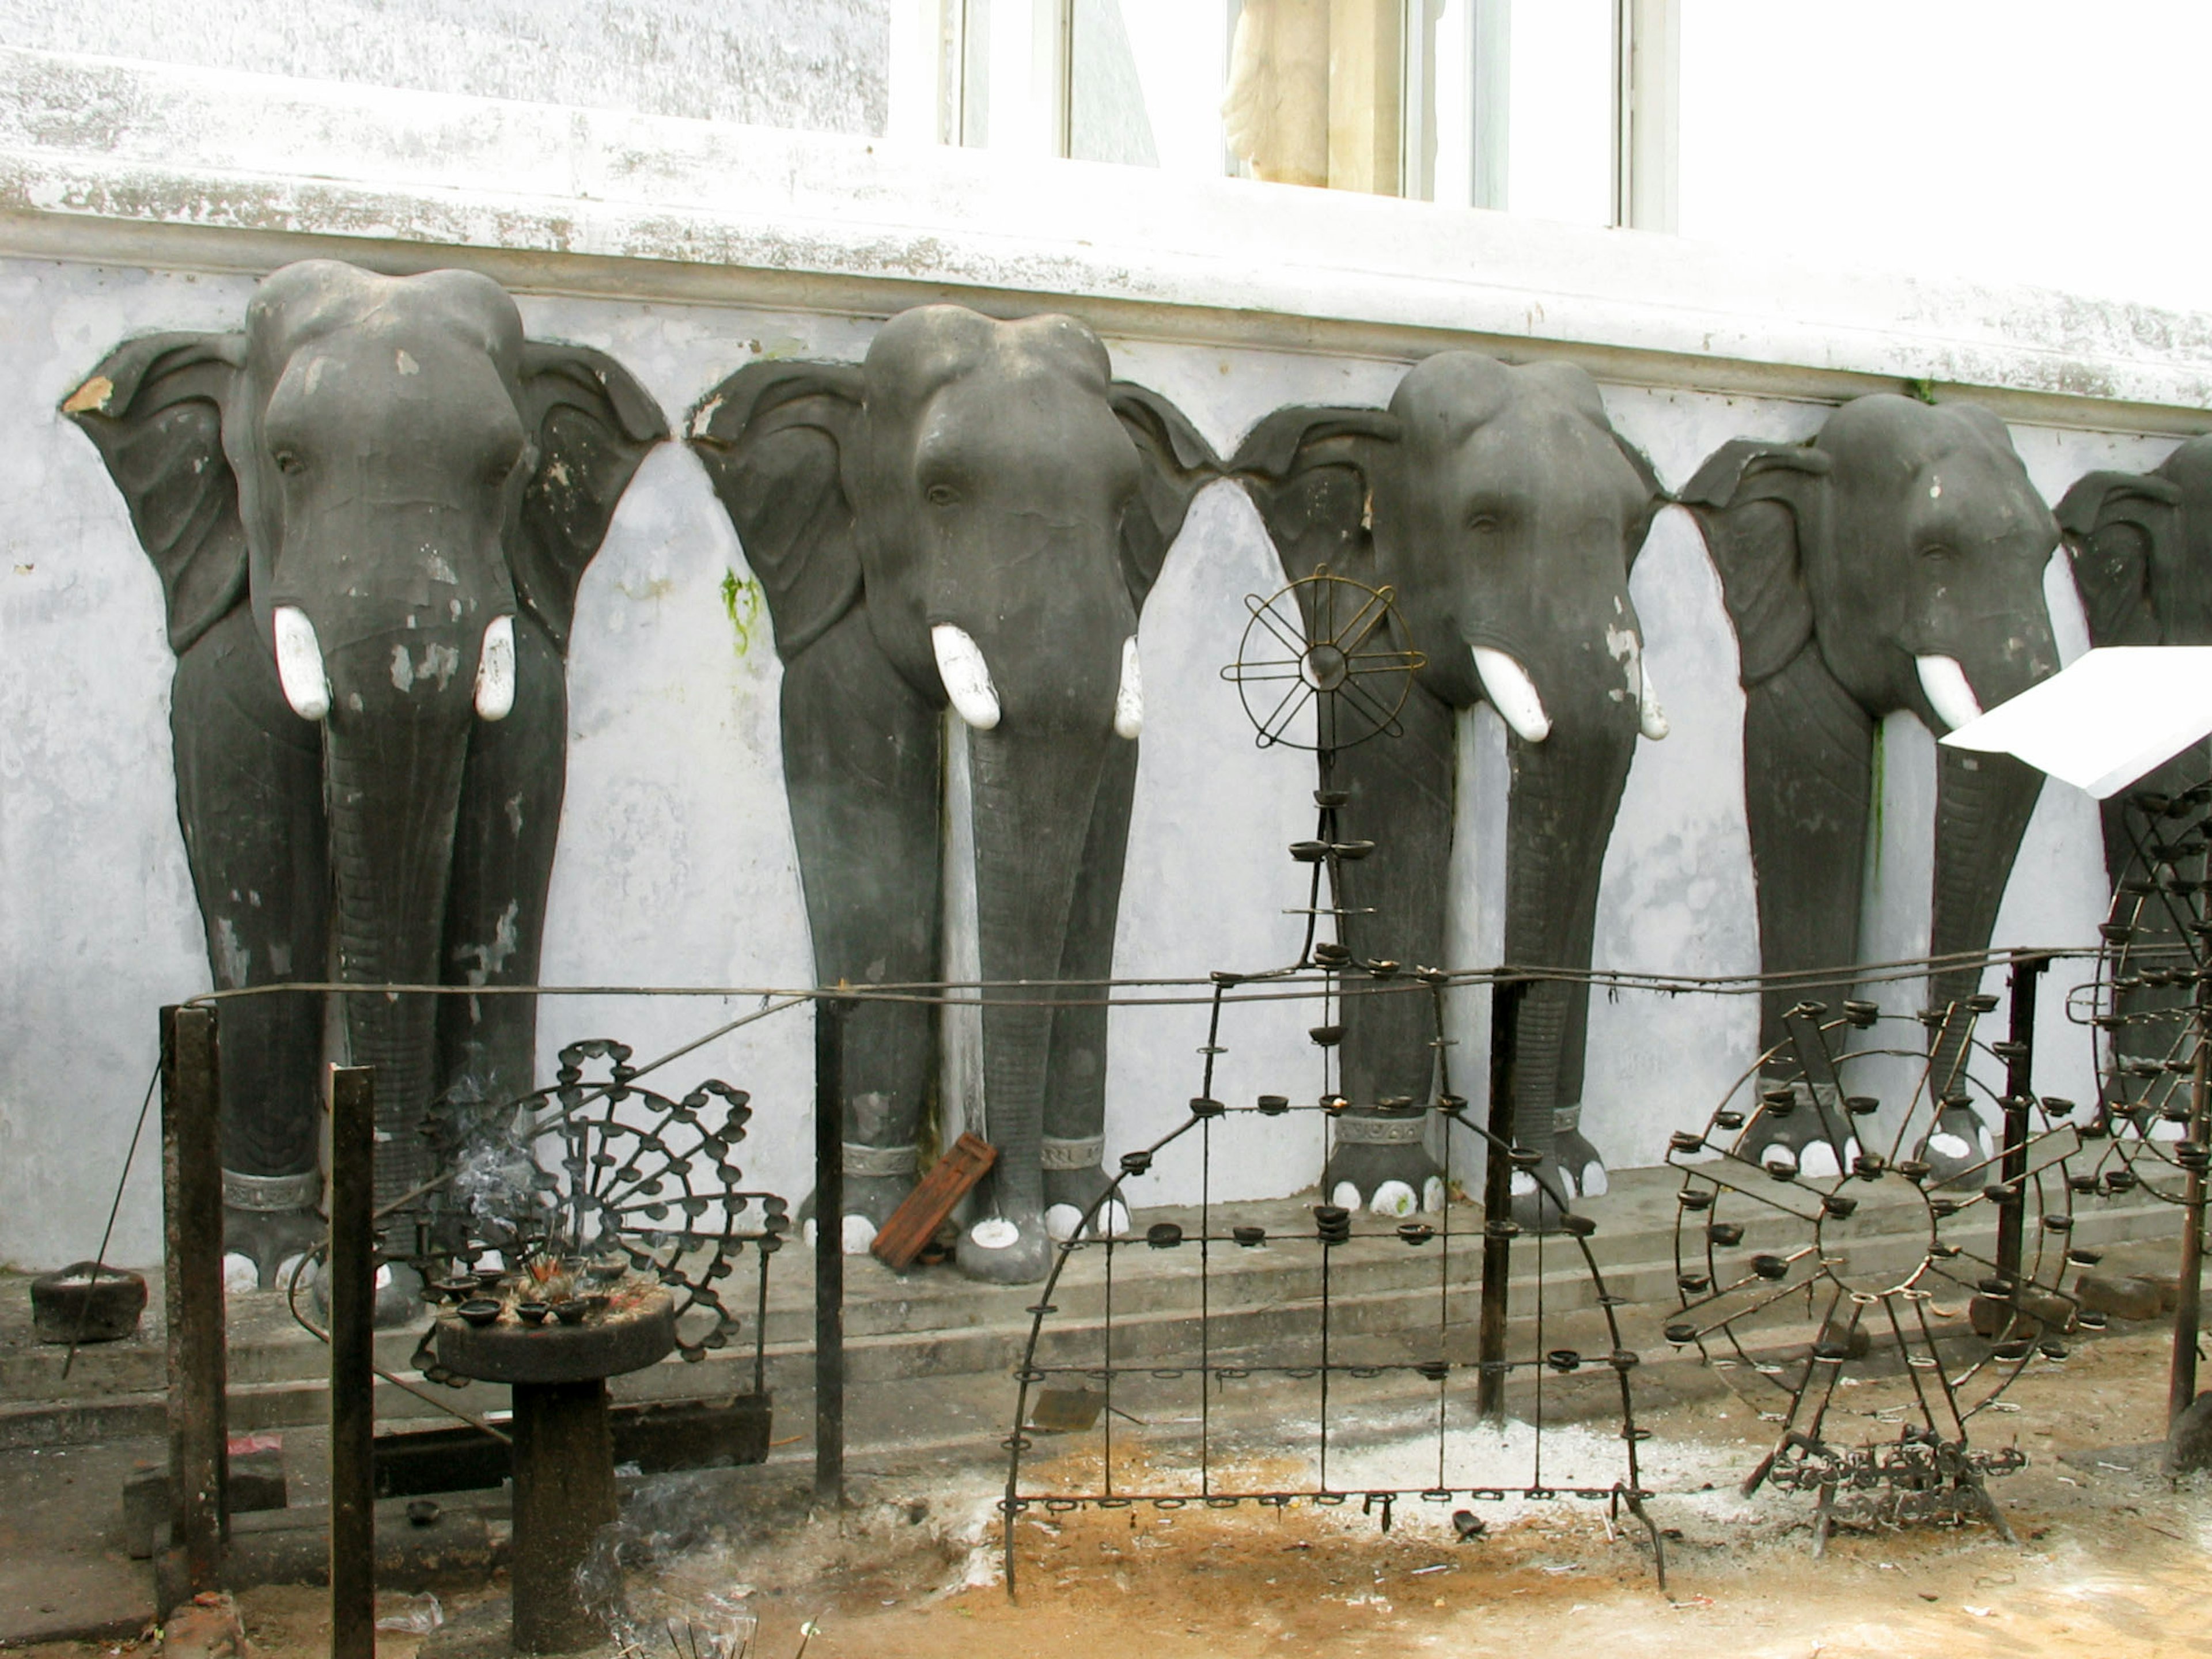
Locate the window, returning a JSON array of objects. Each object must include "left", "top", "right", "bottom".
[{"left": 920, "top": 0, "right": 1677, "bottom": 228}]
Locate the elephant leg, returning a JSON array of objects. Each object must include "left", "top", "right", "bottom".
[
  {"left": 1325, "top": 679, "right": 1452, "bottom": 1218},
  {"left": 438, "top": 612, "right": 567, "bottom": 1156},
  {"left": 1915, "top": 745, "right": 2047, "bottom": 1185},
  {"left": 170, "top": 606, "right": 330, "bottom": 1289},
  {"left": 781, "top": 609, "right": 942, "bottom": 1255},
  {"left": 1501, "top": 699, "right": 1637, "bottom": 1229},
  {"left": 1740, "top": 649, "right": 1874, "bottom": 1180},
  {"left": 1040, "top": 734, "right": 1136, "bottom": 1242}
]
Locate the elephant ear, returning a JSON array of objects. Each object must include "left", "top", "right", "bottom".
[
  {"left": 1109, "top": 382, "right": 1219, "bottom": 607},
  {"left": 1226, "top": 404, "right": 1402, "bottom": 585},
  {"left": 1613, "top": 431, "right": 1670, "bottom": 570},
  {"left": 2055, "top": 469, "right": 2179, "bottom": 648},
  {"left": 512, "top": 341, "right": 671, "bottom": 656},
  {"left": 688, "top": 361, "right": 866, "bottom": 662},
  {"left": 1680, "top": 439, "right": 1832, "bottom": 687},
  {"left": 62, "top": 331, "right": 249, "bottom": 655}
]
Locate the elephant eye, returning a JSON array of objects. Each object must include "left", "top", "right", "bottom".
[
  {"left": 924, "top": 483, "right": 960, "bottom": 509},
  {"left": 1919, "top": 542, "right": 1953, "bottom": 562},
  {"left": 1467, "top": 512, "right": 1502, "bottom": 535},
  {"left": 272, "top": 448, "right": 304, "bottom": 476}
]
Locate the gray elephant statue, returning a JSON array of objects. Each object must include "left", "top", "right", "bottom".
[
  {"left": 1230, "top": 354, "right": 1670, "bottom": 1228},
  {"left": 2057, "top": 436, "right": 2212, "bottom": 1126},
  {"left": 67, "top": 260, "right": 667, "bottom": 1302},
  {"left": 1683, "top": 395, "right": 2059, "bottom": 1183},
  {"left": 688, "top": 305, "right": 1215, "bottom": 1285}
]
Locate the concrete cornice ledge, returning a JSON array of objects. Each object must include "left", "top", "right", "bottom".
[{"left": 2, "top": 46, "right": 2209, "bottom": 433}]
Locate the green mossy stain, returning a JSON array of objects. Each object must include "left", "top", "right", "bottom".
[
  {"left": 720, "top": 570, "right": 763, "bottom": 657},
  {"left": 1902, "top": 377, "right": 1940, "bottom": 406}
]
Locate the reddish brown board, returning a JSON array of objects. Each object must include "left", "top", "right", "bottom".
[{"left": 870, "top": 1133, "right": 999, "bottom": 1270}]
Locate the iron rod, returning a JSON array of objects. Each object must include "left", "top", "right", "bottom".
[
  {"left": 328, "top": 1065, "right": 376, "bottom": 1659},
  {"left": 1478, "top": 976, "right": 1526, "bottom": 1425},
  {"left": 814, "top": 997, "right": 850, "bottom": 1508},
  {"left": 161, "top": 1003, "right": 226, "bottom": 1601},
  {"left": 2171, "top": 972, "right": 2209, "bottom": 1427},
  {"left": 1993, "top": 954, "right": 2048, "bottom": 1292}
]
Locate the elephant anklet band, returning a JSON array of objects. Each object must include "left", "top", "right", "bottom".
[
  {"left": 1552, "top": 1104, "right": 1581, "bottom": 1135},
  {"left": 1040, "top": 1135, "right": 1105, "bottom": 1170},
  {"left": 842, "top": 1143, "right": 918, "bottom": 1178},
  {"left": 224, "top": 1169, "right": 324, "bottom": 1211},
  {"left": 1331, "top": 1116, "right": 1426, "bottom": 1146}
]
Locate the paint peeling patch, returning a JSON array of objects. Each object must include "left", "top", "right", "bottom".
[
  {"left": 721, "top": 569, "right": 763, "bottom": 656},
  {"left": 423, "top": 642, "right": 460, "bottom": 689},
  {"left": 505, "top": 792, "right": 524, "bottom": 836},
  {"left": 268, "top": 942, "right": 292, "bottom": 976},
  {"left": 395, "top": 348, "right": 419, "bottom": 376},
  {"left": 214, "top": 918, "right": 250, "bottom": 989},
  {"left": 61, "top": 374, "right": 112, "bottom": 414},
  {"left": 452, "top": 899, "right": 522, "bottom": 986},
  {"left": 390, "top": 643, "right": 414, "bottom": 692},
  {"left": 690, "top": 395, "right": 724, "bottom": 440},
  {"left": 426, "top": 554, "right": 459, "bottom": 585}
]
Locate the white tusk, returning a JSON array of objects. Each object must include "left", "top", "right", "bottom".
[
  {"left": 1915, "top": 654, "right": 1983, "bottom": 733},
  {"left": 1113, "top": 635, "right": 1143, "bottom": 740},
  {"left": 474, "top": 615, "right": 516, "bottom": 722},
  {"left": 931, "top": 623, "right": 1001, "bottom": 730},
  {"left": 1638, "top": 658, "right": 1671, "bottom": 741},
  {"left": 271, "top": 605, "right": 331, "bottom": 721},
  {"left": 1470, "top": 646, "right": 1551, "bottom": 743}
]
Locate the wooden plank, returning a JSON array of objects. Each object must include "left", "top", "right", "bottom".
[{"left": 870, "top": 1134, "right": 998, "bottom": 1270}]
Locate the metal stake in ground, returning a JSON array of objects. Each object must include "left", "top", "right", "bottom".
[
  {"left": 328, "top": 1065, "right": 376, "bottom": 1659},
  {"left": 2172, "top": 967, "right": 2211, "bottom": 1427},
  {"left": 1478, "top": 976, "right": 1527, "bottom": 1425},
  {"left": 160, "top": 1003, "right": 226, "bottom": 1605},
  {"left": 1993, "top": 954, "right": 2050, "bottom": 1297},
  {"left": 815, "top": 995, "right": 853, "bottom": 1509}
]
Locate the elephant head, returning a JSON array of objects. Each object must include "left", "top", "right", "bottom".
[
  {"left": 2056, "top": 436, "right": 2212, "bottom": 1122},
  {"left": 69, "top": 260, "right": 665, "bottom": 1291},
  {"left": 1683, "top": 395, "right": 2059, "bottom": 1180},
  {"left": 690, "top": 305, "right": 1214, "bottom": 1283},
  {"left": 1232, "top": 354, "right": 1668, "bottom": 1226}
]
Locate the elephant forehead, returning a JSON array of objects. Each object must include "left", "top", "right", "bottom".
[
  {"left": 865, "top": 305, "right": 1111, "bottom": 407},
  {"left": 246, "top": 262, "right": 523, "bottom": 382}
]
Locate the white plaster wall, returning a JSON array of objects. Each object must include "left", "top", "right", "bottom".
[
  {"left": 0, "top": 0, "right": 890, "bottom": 137},
  {"left": 0, "top": 252, "right": 2179, "bottom": 1265}
]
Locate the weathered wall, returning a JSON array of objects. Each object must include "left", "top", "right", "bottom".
[
  {"left": 0, "top": 47, "right": 2200, "bottom": 1269},
  {"left": 0, "top": 0, "right": 890, "bottom": 135},
  {"left": 0, "top": 250, "right": 2170, "bottom": 1268}
]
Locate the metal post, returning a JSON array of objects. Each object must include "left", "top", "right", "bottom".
[
  {"left": 813, "top": 997, "right": 849, "bottom": 1508},
  {"left": 1993, "top": 955, "right": 2048, "bottom": 1293},
  {"left": 1478, "top": 976, "right": 1526, "bottom": 1425},
  {"left": 2171, "top": 974, "right": 2210, "bottom": 1426},
  {"left": 328, "top": 1065, "right": 376, "bottom": 1659},
  {"left": 161, "top": 1003, "right": 226, "bottom": 1601}
]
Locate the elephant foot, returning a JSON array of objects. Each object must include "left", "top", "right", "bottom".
[
  {"left": 1745, "top": 1081, "right": 1858, "bottom": 1180},
  {"left": 308, "top": 1255, "right": 425, "bottom": 1328},
  {"left": 1918, "top": 1102, "right": 1993, "bottom": 1187},
  {"left": 797, "top": 1145, "right": 920, "bottom": 1255},
  {"left": 1043, "top": 1162, "right": 1129, "bottom": 1243},
  {"left": 1324, "top": 1112, "right": 1441, "bottom": 1217},
  {"left": 1554, "top": 1107, "right": 1608, "bottom": 1199},
  {"left": 956, "top": 1208, "right": 1053, "bottom": 1283},
  {"left": 1507, "top": 1156, "right": 1572, "bottom": 1233},
  {"left": 222, "top": 1177, "right": 325, "bottom": 1295}
]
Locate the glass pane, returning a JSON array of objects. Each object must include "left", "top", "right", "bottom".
[
  {"left": 1070, "top": 0, "right": 1162, "bottom": 165},
  {"left": 1223, "top": 0, "right": 1406, "bottom": 195}
]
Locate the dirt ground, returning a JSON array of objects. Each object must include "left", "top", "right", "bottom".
[{"left": 21, "top": 1328, "right": 2212, "bottom": 1659}]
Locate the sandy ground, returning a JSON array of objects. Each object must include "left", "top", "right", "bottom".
[{"left": 19, "top": 1328, "right": 2212, "bottom": 1659}]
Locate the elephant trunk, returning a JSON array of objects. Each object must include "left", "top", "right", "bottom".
[
  {"left": 321, "top": 641, "right": 479, "bottom": 1214},
  {"left": 961, "top": 719, "right": 1112, "bottom": 1281},
  {"left": 1926, "top": 744, "right": 2044, "bottom": 1086},
  {"left": 1498, "top": 687, "right": 1639, "bottom": 1168}
]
